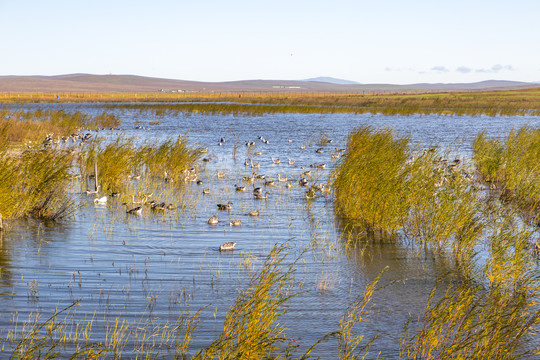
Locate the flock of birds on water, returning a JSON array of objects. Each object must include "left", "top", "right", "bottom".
[{"left": 83, "top": 133, "right": 344, "bottom": 253}]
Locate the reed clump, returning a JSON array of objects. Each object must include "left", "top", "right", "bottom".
[
  {"left": 0, "top": 109, "right": 120, "bottom": 146},
  {"left": 194, "top": 243, "right": 298, "bottom": 360},
  {"left": 332, "top": 126, "right": 409, "bottom": 233},
  {"left": 473, "top": 126, "right": 540, "bottom": 221},
  {"left": 79, "top": 135, "right": 202, "bottom": 194},
  {"left": 333, "top": 127, "right": 486, "bottom": 276},
  {"left": 0, "top": 142, "right": 73, "bottom": 220}
]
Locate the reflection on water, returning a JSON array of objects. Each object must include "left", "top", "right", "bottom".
[{"left": 0, "top": 104, "right": 539, "bottom": 357}]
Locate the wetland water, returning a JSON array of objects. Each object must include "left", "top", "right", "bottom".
[{"left": 1, "top": 104, "right": 539, "bottom": 358}]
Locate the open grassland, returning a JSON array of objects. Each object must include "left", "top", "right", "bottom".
[{"left": 1, "top": 88, "right": 540, "bottom": 116}]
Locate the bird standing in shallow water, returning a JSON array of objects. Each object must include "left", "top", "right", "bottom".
[{"left": 219, "top": 241, "right": 236, "bottom": 251}]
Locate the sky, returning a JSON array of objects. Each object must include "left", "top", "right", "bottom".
[{"left": 0, "top": 0, "right": 539, "bottom": 84}]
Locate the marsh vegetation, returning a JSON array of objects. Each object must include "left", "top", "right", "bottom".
[{"left": 0, "top": 102, "right": 539, "bottom": 358}]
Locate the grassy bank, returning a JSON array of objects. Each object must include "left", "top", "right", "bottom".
[{"left": 2, "top": 88, "right": 540, "bottom": 116}]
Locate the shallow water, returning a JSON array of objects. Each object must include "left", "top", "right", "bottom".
[{"left": 1, "top": 104, "right": 539, "bottom": 358}]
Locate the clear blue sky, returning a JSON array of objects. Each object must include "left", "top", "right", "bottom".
[{"left": 1, "top": 0, "right": 538, "bottom": 84}]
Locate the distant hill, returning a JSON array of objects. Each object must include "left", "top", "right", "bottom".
[
  {"left": 303, "top": 77, "right": 360, "bottom": 85},
  {"left": 0, "top": 74, "right": 537, "bottom": 93}
]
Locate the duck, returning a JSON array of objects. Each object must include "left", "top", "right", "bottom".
[
  {"left": 264, "top": 179, "right": 275, "bottom": 186},
  {"left": 254, "top": 192, "right": 269, "bottom": 200},
  {"left": 253, "top": 187, "right": 263, "bottom": 196},
  {"left": 125, "top": 205, "right": 143, "bottom": 216},
  {"left": 151, "top": 201, "right": 167, "bottom": 211},
  {"left": 202, "top": 188, "right": 210, "bottom": 195},
  {"left": 299, "top": 177, "right": 309, "bottom": 187},
  {"left": 229, "top": 219, "right": 242, "bottom": 226},
  {"left": 285, "top": 182, "right": 293, "bottom": 189},
  {"left": 271, "top": 157, "right": 281, "bottom": 165},
  {"left": 217, "top": 201, "right": 233, "bottom": 210},
  {"left": 278, "top": 174, "right": 287, "bottom": 182},
  {"left": 219, "top": 241, "right": 236, "bottom": 251},
  {"left": 208, "top": 216, "right": 219, "bottom": 225},
  {"left": 248, "top": 210, "right": 260, "bottom": 216},
  {"left": 254, "top": 151, "right": 262, "bottom": 156},
  {"left": 288, "top": 159, "right": 295, "bottom": 166},
  {"left": 315, "top": 148, "right": 324, "bottom": 154},
  {"left": 235, "top": 184, "right": 246, "bottom": 192}
]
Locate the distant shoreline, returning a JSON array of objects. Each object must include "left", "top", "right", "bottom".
[{"left": 0, "top": 74, "right": 537, "bottom": 93}]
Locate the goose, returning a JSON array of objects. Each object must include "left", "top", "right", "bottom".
[
  {"left": 219, "top": 241, "right": 236, "bottom": 251},
  {"left": 248, "top": 210, "right": 260, "bottom": 216},
  {"left": 217, "top": 201, "right": 233, "bottom": 210},
  {"left": 235, "top": 184, "right": 246, "bottom": 192},
  {"left": 208, "top": 216, "right": 219, "bottom": 225},
  {"left": 229, "top": 219, "right": 242, "bottom": 226},
  {"left": 93, "top": 196, "right": 107, "bottom": 204}
]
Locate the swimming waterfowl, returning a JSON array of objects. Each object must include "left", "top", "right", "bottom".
[
  {"left": 278, "top": 174, "right": 287, "bottom": 182},
  {"left": 235, "top": 184, "right": 246, "bottom": 192},
  {"left": 202, "top": 188, "right": 210, "bottom": 195},
  {"left": 216, "top": 171, "right": 226, "bottom": 178},
  {"left": 151, "top": 201, "right": 167, "bottom": 211},
  {"left": 315, "top": 148, "right": 324, "bottom": 154},
  {"left": 254, "top": 151, "right": 262, "bottom": 156},
  {"left": 271, "top": 157, "right": 281, "bottom": 164},
  {"left": 93, "top": 196, "right": 107, "bottom": 204},
  {"left": 125, "top": 205, "right": 143, "bottom": 216},
  {"left": 253, "top": 187, "right": 263, "bottom": 195},
  {"left": 208, "top": 216, "right": 219, "bottom": 225},
  {"left": 229, "top": 220, "right": 242, "bottom": 226},
  {"left": 219, "top": 241, "right": 236, "bottom": 251},
  {"left": 264, "top": 179, "right": 275, "bottom": 186},
  {"left": 248, "top": 210, "right": 260, "bottom": 216},
  {"left": 288, "top": 159, "right": 295, "bottom": 165},
  {"left": 299, "top": 177, "right": 309, "bottom": 187},
  {"left": 251, "top": 162, "right": 260, "bottom": 169},
  {"left": 196, "top": 179, "right": 203, "bottom": 185},
  {"left": 285, "top": 182, "right": 293, "bottom": 189},
  {"left": 217, "top": 201, "right": 233, "bottom": 210},
  {"left": 254, "top": 192, "right": 269, "bottom": 200}
]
